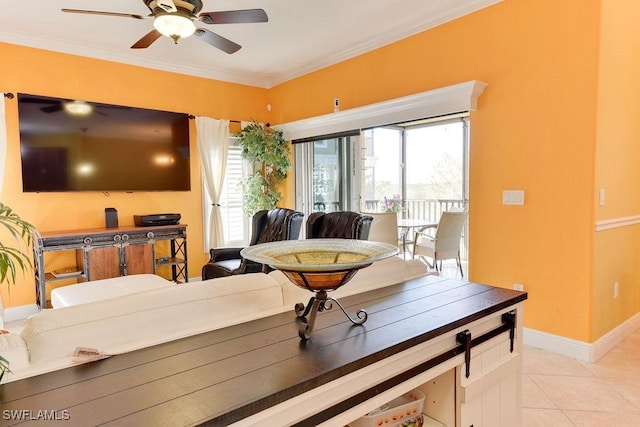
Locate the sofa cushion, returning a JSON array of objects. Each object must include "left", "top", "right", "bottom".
[
  {"left": 21, "top": 273, "right": 284, "bottom": 365},
  {"left": 50, "top": 274, "right": 175, "bottom": 308},
  {"left": 0, "top": 331, "right": 29, "bottom": 371}
]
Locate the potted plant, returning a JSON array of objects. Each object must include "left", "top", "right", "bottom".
[
  {"left": 381, "top": 194, "right": 403, "bottom": 213},
  {"left": 0, "top": 202, "right": 37, "bottom": 382},
  {"left": 236, "top": 120, "right": 291, "bottom": 217}
]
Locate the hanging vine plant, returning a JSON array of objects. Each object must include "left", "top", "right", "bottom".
[{"left": 236, "top": 120, "right": 291, "bottom": 217}]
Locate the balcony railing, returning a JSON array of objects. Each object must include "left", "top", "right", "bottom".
[
  {"left": 364, "top": 199, "right": 466, "bottom": 223},
  {"left": 364, "top": 198, "right": 468, "bottom": 260}
]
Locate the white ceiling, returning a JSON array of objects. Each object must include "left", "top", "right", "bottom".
[{"left": 0, "top": 0, "right": 500, "bottom": 88}]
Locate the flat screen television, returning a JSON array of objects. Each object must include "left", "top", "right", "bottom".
[{"left": 17, "top": 93, "right": 191, "bottom": 192}]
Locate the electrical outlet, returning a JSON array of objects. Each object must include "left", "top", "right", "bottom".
[
  {"left": 614, "top": 282, "right": 619, "bottom": 299},
  {"left": 514, "top": 283, "right": 524, "bottom": 291}
]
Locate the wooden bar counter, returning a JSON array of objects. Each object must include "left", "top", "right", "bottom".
[{"left": 0, "top": 275, "right": 527, "bottom": 426}]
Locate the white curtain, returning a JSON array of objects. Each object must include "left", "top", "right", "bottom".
[
  {"left": 196, "top": 117, "right": 229, "bottom": 249},
  {"left": 0, "top": 94, "right": 7, "bottom": 198}
]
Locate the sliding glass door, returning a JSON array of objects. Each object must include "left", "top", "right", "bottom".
[
  {"left": 404, "top": 118, "right": 468, "bottom": 220},
  {"left": 362, "top": 117, "right": 468, "bottom": 217},
  {"left": 293, "top": 116, "right": 468, "bottom": 258},
  {"left": 362, "top": 116, "right": 469, "bottom": 260},
  {"left": 294, "top": 135, "right": 361, "bottom": 226},
  {"left": 362, "top": 127, "right": 403, "bottom": 212}
]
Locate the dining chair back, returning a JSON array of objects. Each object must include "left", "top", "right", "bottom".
[{"left": 362, "top": 212, "right": 399, "bottom": 247}]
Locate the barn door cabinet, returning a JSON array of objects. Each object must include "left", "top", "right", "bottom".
[
  {"left": 336, "top": 305, "right": 524, "bottom": 427},
  {"left": 33, "top": 224, "right": 187, "bottom": 308},
  {"left": 233, "top": 301, "right": 524, "bottom": 427}
]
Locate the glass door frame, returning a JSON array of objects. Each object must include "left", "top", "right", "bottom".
[{"left": 294, "top": 134, "right": 362, "bottom": 235}]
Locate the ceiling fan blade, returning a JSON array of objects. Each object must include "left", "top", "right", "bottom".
[
  {"left": 194, "top": 28, "right": 241, "bottom": 54},
  {"left": 199, "top": 9, "right": 268, "bottom": 25},
  {"left": 61, "top": 9, "right": 145, "bottom": 20},
  {"left": 131, "top": 30, "right": 163, "bottom": 49},
  {"left": 41, "top": 105, "right": 63, "bottom": 114},
  {"left": 18, "top": 97, "right": 58, "bottom": 105}
]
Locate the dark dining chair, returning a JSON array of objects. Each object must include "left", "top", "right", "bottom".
[
  {"left": 202, "top": 207, "right": 304, "bottom": 280},
  {"left": 306, "top": 211, "right": 373, "bottom": 240}
]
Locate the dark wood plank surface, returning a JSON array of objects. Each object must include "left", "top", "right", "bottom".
[{"left": 0, "top": 276, "right": 527, "bottom": 426}]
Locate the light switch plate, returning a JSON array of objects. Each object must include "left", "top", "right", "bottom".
[{"left": 503, "top": 190, "right": 525, "bottom": 205}]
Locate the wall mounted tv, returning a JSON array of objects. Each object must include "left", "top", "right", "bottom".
[{"left": 18, "top": 93, "right": 191, "bottom": 192}]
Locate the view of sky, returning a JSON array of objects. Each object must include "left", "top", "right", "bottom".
[{"left": 367, "top": 121, "right": 465, "bottom": 200}]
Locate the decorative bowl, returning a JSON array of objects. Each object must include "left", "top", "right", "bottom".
[{"left": 241, "top": 239, "right": 399, "bottom": 291}]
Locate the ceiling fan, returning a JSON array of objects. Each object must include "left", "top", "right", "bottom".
[
  {"left": 19, "top": 94, "right": 130, "bottom": 116},
  {"left": 61, "top": 0, "right": 268, "bottom": 54}
]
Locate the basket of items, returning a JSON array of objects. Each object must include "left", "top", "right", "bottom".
[{"left": 351, "top": 388, "right": 425, "bottom": 427}]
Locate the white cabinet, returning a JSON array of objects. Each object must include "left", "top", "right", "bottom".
[
  {"left": 339, "top": 305, "right": 524, "bottom": 427},
  {"left": 456, "top": 337, "right": 522, "bottom": 426}
]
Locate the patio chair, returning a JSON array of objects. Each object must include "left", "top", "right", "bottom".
[
  {"left": 202, "top": 207, "right": 304, "bottom": 280},
  {"left": 412, "top": 209, "right": 467, "bottom": 277},
  {"left": 306, "top": 211, "right": 373, "bottom": 240},
  {"left": 361, "top": 212, "right": 400, "bottom": 248}
]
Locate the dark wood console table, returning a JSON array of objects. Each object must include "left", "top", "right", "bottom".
[
  {"left": 32, "top": 224, "right": 187, "bottom": 308},
  {"left": 1, "top": 276, "right": 526, "bottom": 426}
]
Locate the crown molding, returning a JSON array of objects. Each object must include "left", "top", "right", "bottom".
[
  {"left": 0, "top": 0, "right": 502, "bottom": 88},
  {"left": 0, "top": 30, "right": 266, "bottom": 87},
  {"left": 265, "top": 0, "right": 502, "bottom": 88}
]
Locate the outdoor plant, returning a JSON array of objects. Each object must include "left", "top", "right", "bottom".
[
  {"left": 236, "top": 120, "right": 291, "bottom": 217},
  {"left": 381, "top": 194, "right": 403, "bottom": 213},
  {"left": 0, "top": 202, "right": 37, "bottom": 382}
]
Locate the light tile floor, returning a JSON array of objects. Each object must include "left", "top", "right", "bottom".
[{"left": 522, "top": 328, "right": 640, "bottom": 426}]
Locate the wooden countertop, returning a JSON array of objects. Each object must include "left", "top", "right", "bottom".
[{"left": 0, "top": 276, "right": 527, "bottom": 426}]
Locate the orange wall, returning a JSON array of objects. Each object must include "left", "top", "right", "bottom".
[
  {"left": 270, "top": 0, "right": 601, "bottom": 342},
  {"left": 3, "top": 0, "right": 637, "bottom": 345},
  {"left": 0, "top": 42, "right": 268, "bottom": 307},
  {"left": 592, "top": 0, "right": 640, "bottom": 339}
]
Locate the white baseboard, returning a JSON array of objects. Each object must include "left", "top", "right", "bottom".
[{"left": 524, "top": 313, "right": 640, "bottom": 363}]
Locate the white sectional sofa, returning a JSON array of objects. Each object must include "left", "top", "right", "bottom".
[{"left": 0, "top": 256, "right": 430, "bottom": 382}]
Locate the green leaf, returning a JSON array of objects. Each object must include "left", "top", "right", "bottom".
[
  {"left": 236, "top": 121, "right": 291, "bottom": 217},
  {"left": 0, "top": 354, "right": 11, "bottom": 382},
  {"left": 0, "top": 203, "right": 37, "bottom": 285},
  {"left": 0, "top": 203, "right": 38, "bottom": 379}
]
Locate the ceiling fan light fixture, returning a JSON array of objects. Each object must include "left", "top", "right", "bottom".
[
  {"left": 153, "top": 13, "right": 196, "bottom": 42},
  {"left": 64, "top": 100, "right": 93, "bottom": 116}
]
